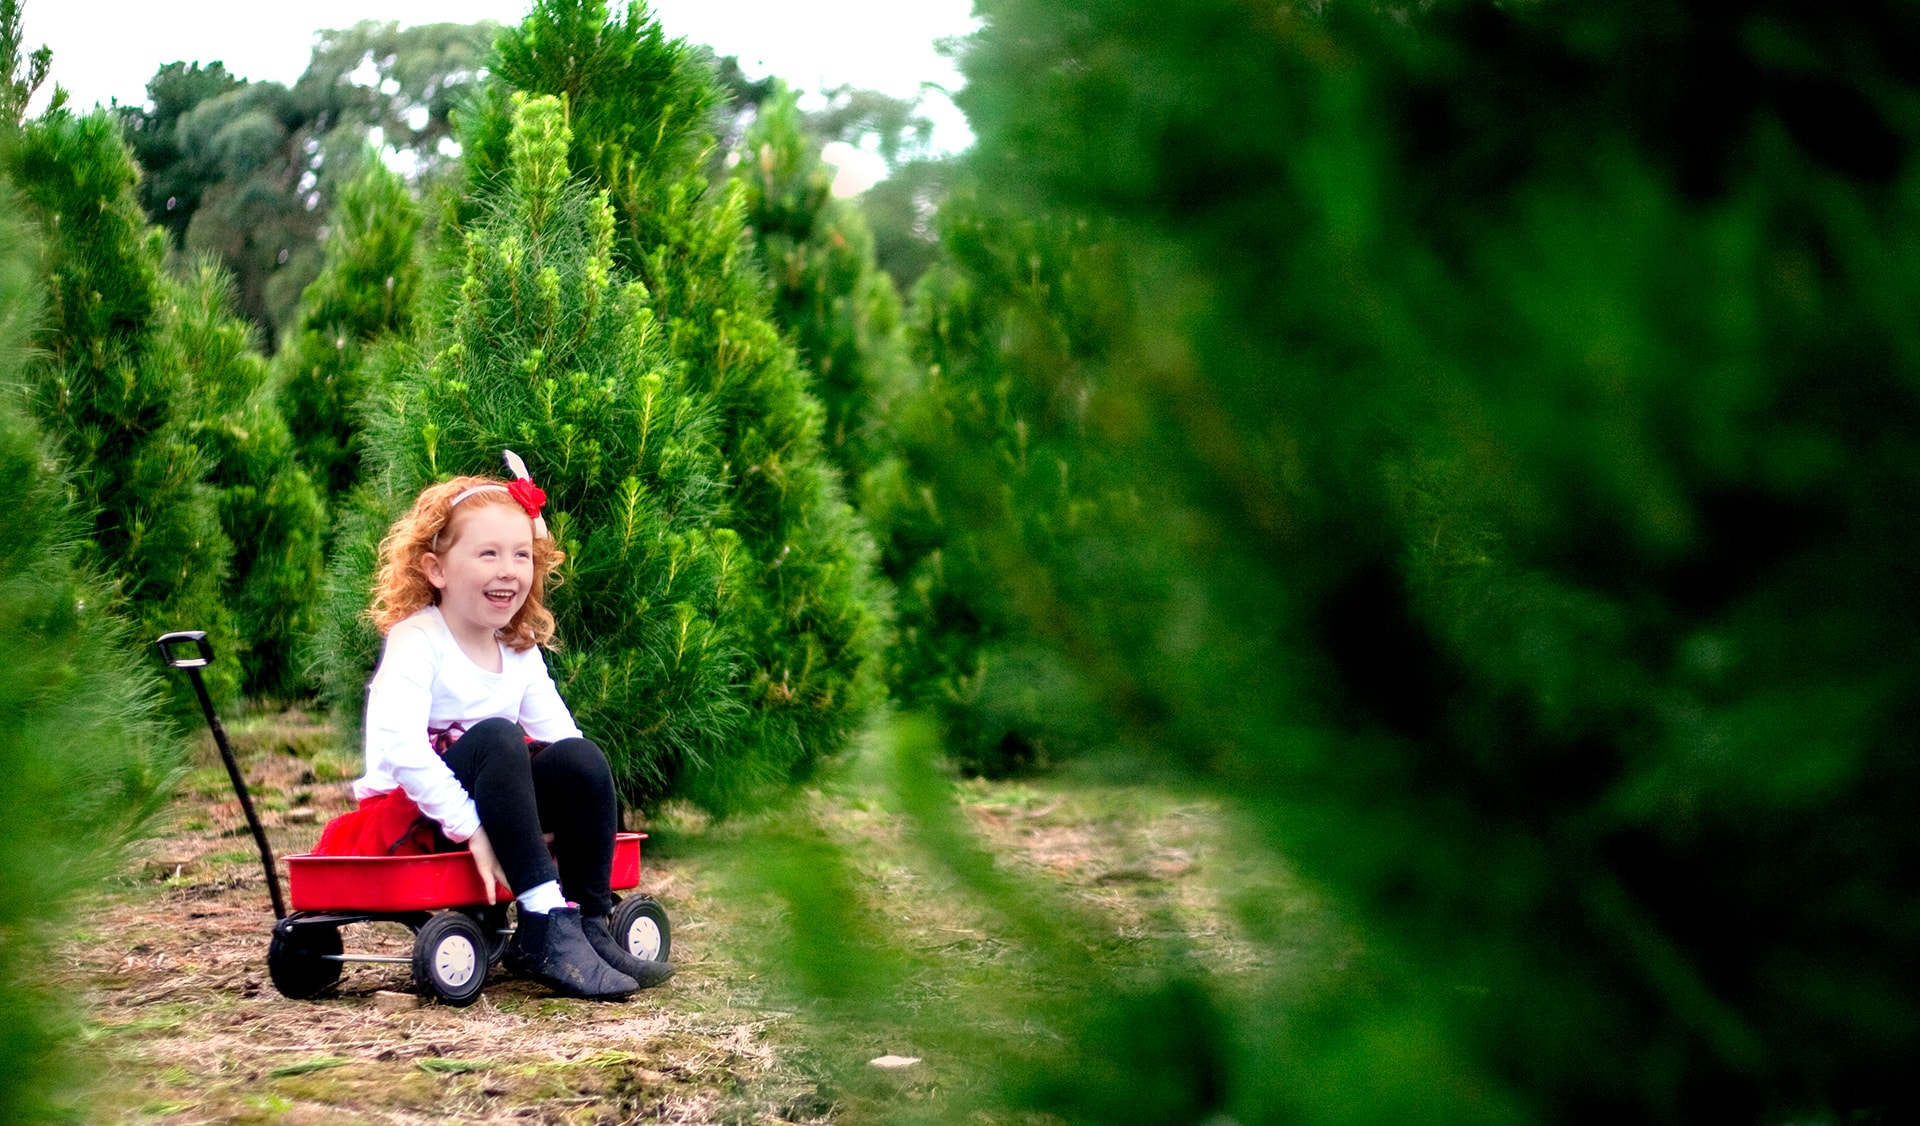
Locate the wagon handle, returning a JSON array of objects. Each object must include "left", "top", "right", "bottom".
[{"left": 155, "top": 631, "right": 287, "bottom": 920}]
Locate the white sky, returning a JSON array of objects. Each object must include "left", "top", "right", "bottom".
[{"left": 18, "top": 0, "right": 978, "bottom": 184}]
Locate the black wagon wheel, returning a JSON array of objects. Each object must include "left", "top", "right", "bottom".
[
  {"left": 413, "top": 911, "right": 489, "bottom": 1006},
  {"left": 609, "top": 895, "right": 671, "bottom": 964},
  {"left": 268, "top": 920, "right": 343, "bottom": 1000}
]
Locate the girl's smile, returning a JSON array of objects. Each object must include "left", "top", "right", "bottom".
[{"left": 421, "top": 502, "right": 537, "bottom": 668}]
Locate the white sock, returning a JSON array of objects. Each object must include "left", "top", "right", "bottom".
[{"left": 516, "top": 880, "right": 567, "bottom": 915}]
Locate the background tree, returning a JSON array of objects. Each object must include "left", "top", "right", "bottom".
[
  {"left": 706, "top": 71, "right": 949, "bottom": 291},
  {"left": 318, "top": 95, "right": 747, "bottom": 806},
  {"left": 165, "top": 261, "right": 326, "bottom": 698},
  {"left": 461, "top": 0, "right": 887, "bottom": 795},
  {"left": 117, "top": 60, "right": 242, "bottom": 246},
  {"left": 119, "top": 20, "right": 497, "bottom": 346},
  {"left": 0, "top": 164, "right": 177, "bottom": 1126},
  {"left": 803, "top": 84, "right": 949, "bottom": 291},
  {"left": 864, "top": 196, "right": 1122, "bottom": 776},
  {"left": 4, "top": 106, "right": 237, "bottom": 708},
  {"left": 740, "top": 0, "right": 1920, "bottom": 1122},
  {"left": 274, "top": 155, "right": 423, "bottom": 502},
  {"left": 876, "top": 0, "right": 1920, "bottom": 1120},
  {"left": 731, "top": 82, "right": 912, "bottom": 486},
  {"left": 0, "top": 0, "right": 51, "bottom": 124},
  {"left": 851, "top": 152, "right": 948, "bottom": 292}
]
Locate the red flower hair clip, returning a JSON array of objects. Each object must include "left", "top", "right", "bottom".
[
  {"left": 501, "top": 450, "right": 550, "bottom": 538},
  {"left": 505, "top": 476, "right": 546, "bottom": 520}
]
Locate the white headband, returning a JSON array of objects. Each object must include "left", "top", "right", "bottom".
[
  {"left": 449, "top": 482, "right": 510, "bottom": 507},
  {"left": 432, "top": 449, "right": 550, "bottom": 550}
]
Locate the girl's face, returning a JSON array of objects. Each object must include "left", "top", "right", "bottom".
[{"left": 421, "top": 502, "right": 536, "bottom": 642}]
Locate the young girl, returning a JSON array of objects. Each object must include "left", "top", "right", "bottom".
[{"left": 352, "top": 453, "right": 671, "bottom": 999}]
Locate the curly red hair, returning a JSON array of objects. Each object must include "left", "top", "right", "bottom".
[{"left": 370, "top": 476, "right": 564, "bottom": 650}]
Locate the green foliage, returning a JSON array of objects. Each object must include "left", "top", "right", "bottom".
[
  {"left": 4, "top": 107, "right": 237, "bottom": 709},
  {"left": 10, "top": 95, "right": 321, "bottom": 705},
  {"left": 120, "top": 20, "right": 497, "bottom": 344},
  {"left": 463, "top": 0, "right": 887, "bottom": 794},
  {"left": 855, "top": 153, "right": 950, "bottom": 291},
  {"left": 165, "top": 262, "right": 326, "bottom": 698},
  {"left": 117, "top": 61, "right": 243, "bottom": 246},
  {"left": 0, "top": 168, "right": 177, "bottom": 1126},
  {"left": 324, "top": 94, "right": 747, "bottom": 805},
  {"left": 707, "top": 77, "right": 948, "bottom": 290},
  {"left": 309, "top": 481, "right": 392, "bottom": 728},
  {"left": 274, "top": 156, "right": 423, "bottom": 500},
  {"left": 733, "top": 83, "right": 913, "bottom": 482},
  {"left": 868, "top": 198, "right": 1124, "bottom": 776},
  {"left": 0, "top": 0, "right": 52, "bottom": 125},
  {"left": 823, "top": 0, "right": 1920, "bottom": 1121},
  {"left": 462, "top": 0, "right": 720, "bottom": 221},
  {"left": 802, "top": 85, "right": 949, "bottom": 291}
]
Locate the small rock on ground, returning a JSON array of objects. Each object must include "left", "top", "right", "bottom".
[
  {"left": 868, "top": 1054, "right": 921, "bottom": 1069},
  {"left": 374, "top": 990, "right": 421, "bottom": 1013}
]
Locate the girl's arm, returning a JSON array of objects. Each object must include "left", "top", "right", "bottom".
[
  {"left": 518, "top": 649, "right": 584, "bottom": 745},
  {"left": 364, "top": 623, "right": 482, "bottom": 841}
]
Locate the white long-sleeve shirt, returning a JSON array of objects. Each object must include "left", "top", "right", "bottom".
[{"left": 355, "top": 605, "right": 582, "bottom": 841}]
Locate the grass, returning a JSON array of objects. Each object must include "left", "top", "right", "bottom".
[{"left": 63, "top": 707, "right": 1333, "bottom": 1124}]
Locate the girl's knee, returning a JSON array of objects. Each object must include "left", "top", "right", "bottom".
[
  {"left": 540, "top": 737, "right": 613, "bottom": 784},
  {"left": 462, "top": 718, "right": 533, "bottom": 771}
]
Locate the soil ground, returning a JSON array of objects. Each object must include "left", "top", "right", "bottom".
[{"left": 65, "top": 707, "right": 1331, "bottom": 1125}]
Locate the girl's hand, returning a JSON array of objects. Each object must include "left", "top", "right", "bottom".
[{"left": 467, "top": 827, "right": 512, "bottom": 905}]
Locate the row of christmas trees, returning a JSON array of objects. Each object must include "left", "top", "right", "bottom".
[
  {"left": 0, "top": 0, "right": 1031, "bottom": 1109},
  {"left": 11, "top": 0, "right": 1920, "bottom": 1120},
  {"left": 1, "top": 0, "right": 1086, "bottom": 819}
]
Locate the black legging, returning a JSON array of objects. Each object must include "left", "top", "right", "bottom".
[{"left": 441, "top": 717, "right": 619, "bottom": 918}]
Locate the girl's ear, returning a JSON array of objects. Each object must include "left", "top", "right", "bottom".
[{"left": 420, "top": 551, "right": 449, "bottom": 592}]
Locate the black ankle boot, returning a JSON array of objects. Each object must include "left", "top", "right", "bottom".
[
  {"left": 506, "top": 907, "right": 638, "bottom": 1000},
  {"left": 581, "top": 914, "right": 676, "bottom": 988}
]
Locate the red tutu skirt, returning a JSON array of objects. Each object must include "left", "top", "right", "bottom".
[{"left": 312, "top": 788, "right": 446, "bottom": 857}]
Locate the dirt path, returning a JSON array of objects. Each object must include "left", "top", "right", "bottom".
[
  {"left": 66, "top": 710, "right": 1313, "bottom": 1125},
  {"left": 63, "top": 708, "right": 819, "bottom": 1124}
]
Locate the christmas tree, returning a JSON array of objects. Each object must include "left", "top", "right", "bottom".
[
  {"left": 4, "top": 106, "right": 237, "bottom": 707},
  {"left": 866, "top": 196, "right": 1126, "bottom": 775},
  {"left": 732, "top": 83, "right": 912, "bottom": 484},
  {"left": 459, "top": 0, "right": 887, "bottom": 791},
  {"left": 842, "top": 0, "right": 1920, "bottom": 1119},
  {"left": 318, "top": 94, "right": 745, "bottom": 804},
  {"left": 274, "top": 156, "right": 423, "bottom": 502},
  {"left": 165, "top": 261, "right": 326, "bottom": 698},
  {"left": 0, "top": 162, "right": 176, "bottom": 1126}
]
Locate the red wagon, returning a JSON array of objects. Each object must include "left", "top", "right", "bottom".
[{"left": 159, "top": 631, "right": 672, "bottom": 1006}]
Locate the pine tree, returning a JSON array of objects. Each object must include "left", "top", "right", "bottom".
[
  {"left": 460, "top": 0, "right": 886, "bottom": 791},
  {"left": 732, "top": 83, "right": 912, "bottom": 484},
  {"left": 0, "top": 165, "right": 176, "bottom": 1126},
  {"left": 275, "top": 156, "right": 423, "bottom": 501},
  {"left": 165, "top": 261, "right": 326, "bottom": 698},
  {"left": 839, "top": 0, "right": 1920, "bottom": 1120},
  {"left": 308, "top": 479, "right": 392, "bottom": 727},
  {"left": 865, "top": 195, "right": 1125, "bottom": 775},
  {"left": 0, "top": 0, "right": 49, "bottom": 126},
  {"left": 4, "top": 106, "right": 237, "bottom": 707},
  {"left": 319, "top": 94, "right": 745, "bottom": 805}
]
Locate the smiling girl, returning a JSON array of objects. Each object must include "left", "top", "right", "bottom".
[{"left": 349, "top": 452, "right": 671, "bottom": 999}]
